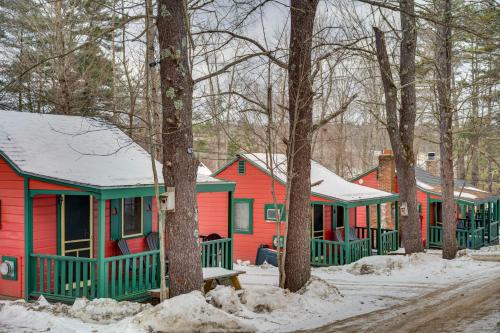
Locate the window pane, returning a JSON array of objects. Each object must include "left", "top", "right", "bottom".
[
  {"left": 124, "top": 197, "right": 142, "bottom": 236},
  {"left": 235, "top": 202, "right": 250, "bottom": 232},
  {"left": 267, "top": 209, "right": 279, "bottom": 221}
]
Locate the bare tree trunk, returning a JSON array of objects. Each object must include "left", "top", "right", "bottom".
[
  {"left": 284, "top": 0, "right": 318, "bottom": 292},
  {"left": 54, "top": 0, "right": 71, "bottom": 115},
  {"left": 157, "top": 0, "right": 202, "bottom": 297},
  {"left": 436, "top": 0, "right": 457, "bottom": 259},
  {"left": 470, "top": 48, "right": 480, "bottom": 186},
  {"left": 373, "top": 2, "right": 423, "bottom": 254}
]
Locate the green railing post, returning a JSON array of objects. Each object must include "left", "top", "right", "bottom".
[
  {"left": 376, "top": 204, "right": 381, "bottom": 255},
  {"left": 366, "top": 205, "right": 371, "bottom": 252},
  {"left": 97, "top": 197, "right": 106, "bottom": 298},
  {"left": 228, "top": 191, "right": 234, "bottom": 269},
  {"left": 426, "top": 194, "right": 430, "bottom": 249},
  {"left": 344, "top": 206, "right": 350, "bottom": 264},
  {"left": 395, "top": 201, "right": 399, "bottom": 247}
]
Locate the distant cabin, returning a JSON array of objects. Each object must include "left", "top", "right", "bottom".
[
  {"left": 213, "top": 153, "right": 399, "bottom": 265},
  {"left": 0, "top": 110, "right": 234, "bottom": 301},
  {"left": 352, "top": 150, "right": 499, "bottom": 249}
]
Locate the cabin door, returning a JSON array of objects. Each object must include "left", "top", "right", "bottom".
[
  {"left": 311, "top": 204, "right": 324, "bottom": 239},
  {"left": 61, "top": 195, "right": 93, "bottom": 258}
]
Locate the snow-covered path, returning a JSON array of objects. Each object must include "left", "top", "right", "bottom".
[{"left": 311, "top": 272, "right": 500, "bottom": 332}]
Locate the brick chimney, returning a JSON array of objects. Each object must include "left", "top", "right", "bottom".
[
  {"left": 378, "top": 149, "right": 396, "bottom": 193},
  {"left": 377, "top": 149, "right": 396, "bottom": 229},
  {"left": 425, "top": 152, "right": 439, "bottom": 176}
]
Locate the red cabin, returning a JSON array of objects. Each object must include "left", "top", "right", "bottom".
[
  {"left": 213, "top": 153, "right": 399, "bottom": 266},
  {"left": 0, "top": 111, "right": 235, "bottom": 302},
  {"left": 352, "top": 150, "right": 499, "bottom": 249}
]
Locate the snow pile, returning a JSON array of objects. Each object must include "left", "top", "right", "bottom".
[
  {"left": 207, "top": 277, "right": 343, "bottom": 332},
  {"left": 70, "top": 298, "right": 150, "bottom": 323},
  {"left": 129, "top": 291, "right": 255, "bottom": 333},
  {"left": 459, "top": 244, "right": 500, "bottom": 258}
]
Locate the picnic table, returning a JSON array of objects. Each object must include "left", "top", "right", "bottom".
[{"left": 149, "top": 267, "right": 244, "bottom": 300}]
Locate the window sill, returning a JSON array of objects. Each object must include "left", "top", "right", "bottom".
[{"left": 121, "top": 233, "right": 145, "bottom": 240}]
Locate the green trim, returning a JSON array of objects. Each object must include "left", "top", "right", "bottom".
[
  {"left": 238, "top": 160, "right": 246, "bottom": 175},
  {"left": 234, "top": 198, "right": 253, "bottom": 234},
  {"left": 344, "top": 207, "right": 350, "bottom": 264},
  {"left": 97, "top": 198, "right": 106, "bottom": 297},
  {"left": 30, "top": 189, "right": 95, "bottom": 197},
  {"left": 264, "top": 203, "right": 286, "bottom": 221},
  {"left": 196, "top": 182, "right": 235, "bottom": 193},
  {"left": 23, "top": 177, "right": 33, "bottom": 300},
  {"left": 56, "top": 196, "right": 61, "bottom": 255},
  {"left": 211, "top": 156, "right": 239, "bottom": 177},
  {"left": 376, "top": 204, "right": 382, "bottom": 255},
  {"left": 228, "top": 191, "right": 234, "bottom": 269},
  {"left": 395, "top": 201, "right": 399, "bottom": 245},
  {"left": 350, "top": 166, "right": 378, "bottom": 182},
  {"left": 426, "top": 193, "right": 430, "bottom": 249}
]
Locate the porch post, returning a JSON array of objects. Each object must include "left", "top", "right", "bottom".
[
  {"left": 227, "top": 190, "right": 234, "bottom": 269},
  {"left": 395, "top": 201, "right": 399, "bottom": 246},
  {"left": 23, "top": 177, "right": 33, "bottom": 300},
  {"left": 426, "top": 193, "right": 430, "bottom": 249},
  {"left": 97, "top": 198, "right": 106, "bottom": 297},
  {"left": 344, "top": 206, "right": 350, "bottom": 264},
  {"left": 376, "top": 203, "right": 381, "bottom": 255},
  {"left": 366, "top": 205, "right": 371, "bottom": 251}
]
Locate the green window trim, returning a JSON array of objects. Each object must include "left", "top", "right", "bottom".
[
  {"left": 234, "top": 198, "right": 253, "bottom": 234},
  {"left": 238, "top": 160, "right": 246, "bottom": 175},
  {"left": 110, "top": 196, "right": 153, "bottom": 240},
  {"left": 264, "top": 203, "right": 286, "bottom": 221}
]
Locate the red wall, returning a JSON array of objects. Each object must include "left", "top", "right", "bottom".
[
  {"left": 198, "top": 192, "right": 229, "bottom": 238},
  {"left": 354, "top": 169, "right": 431, "bottom": 245},
  {"left": 217, "top": 160, "right": 333, "bottom": 263},
  {"left": 0, "top": 157, "right": 25, "bottom": 298}
]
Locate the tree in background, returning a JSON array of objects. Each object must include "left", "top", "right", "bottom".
[
  {"left": 373, "top": 0, "right": 423, "bottom": 254},
  {"left": 435, "top": 0, "right": 457, "bottom": 259}
]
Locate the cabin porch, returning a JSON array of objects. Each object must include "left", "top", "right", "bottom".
[
  {"left": 427, "top": 196, "right": 499, "bottom": 249},
  {"left": 310, "top": 198, "right": 399, "bottom": 267},
  {"left": 26, "top": 187, "right": 234, "bottom": 303}
]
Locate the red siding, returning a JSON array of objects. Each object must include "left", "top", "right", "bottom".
[
  {"left": 33, "top": 195, "right": 57, "bottom": 255},
  {"left": 29, "top": 179, "right": 81, "bottom": 191},
  {"left": 198, "top": 192, "right": 228, "bottom": 238},
  {"left": 0, "top": 157, "right": 25, "bottom": 298}
]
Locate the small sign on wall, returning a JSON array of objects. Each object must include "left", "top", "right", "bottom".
[{"left": 400, "top": 202, "right": 408, "bottom": 217}]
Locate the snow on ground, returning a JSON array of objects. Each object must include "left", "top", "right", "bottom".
[{"left": 1, "top": 248, "right": 499, "bottom": 333}]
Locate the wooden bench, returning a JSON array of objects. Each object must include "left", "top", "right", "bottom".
[{"left": 149, "top": 267, "right": 245, "bottom": 300}]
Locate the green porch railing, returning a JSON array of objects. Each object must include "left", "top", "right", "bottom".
[
  {"left": 30, "top": 254, "right": 97, "bottom": 302},
  {"left": 349, "top": 238, "right": 371, "bottom": 262},
  {"left": 429, "top": 225, "right": 486, "bottom": 250},
  {"left": 429, "top": 225, "right": 443, "bottom": 247},
  {"left": 201, "top": 238, "right": 232, "bottom": 269},
  {"left": 471, "top": 227, "right": 485, "bottom": 249},
  {"left": 355, "top": 227, "right": 397, "bottom": 251},
  {"left": 310, "top": 239, "right": 346, "bottom": 266},
  {"left": 380, "top": 230, "right": 398, "bottom": 254},
  {"left": 102, "top": 250, "right": 160, "bottom": 301},
  {"left": 489, "top": 221, "right": 499, "bottom": 243}
]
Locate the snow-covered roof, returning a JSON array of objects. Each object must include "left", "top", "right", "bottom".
[
  {"left": 0, "top": 111, "right": 225, "bottom": 188},
  {"left": 241, "top": 153, "right": 397, "bottom": 203}
]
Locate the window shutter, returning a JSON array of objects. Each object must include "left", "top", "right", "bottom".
[
  {"left": 110, "top": 199, "right": 122, "bottom": 240},
  {"left": 143, "top": 196, "right": 153, "bottom": 235}
]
